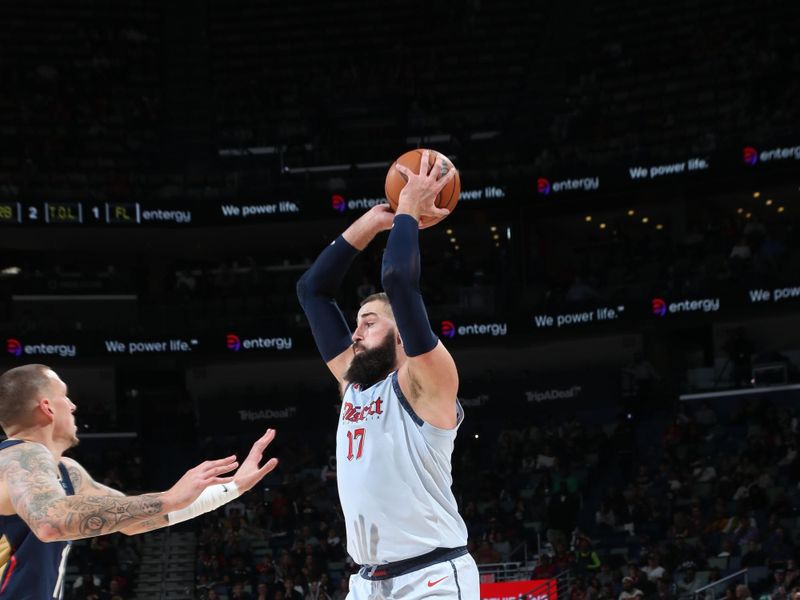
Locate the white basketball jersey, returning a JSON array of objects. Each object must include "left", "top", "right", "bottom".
[{"left": 336, "top": 371, "right": 468, "bottom": 565}]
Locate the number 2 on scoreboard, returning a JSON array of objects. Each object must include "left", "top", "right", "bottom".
[{"left": 346, "top": 428, "right": 365, "bottom": 461}]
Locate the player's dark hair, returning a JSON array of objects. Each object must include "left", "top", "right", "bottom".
[
  {"left": 360, "top": 292, "right": 394, "bottom": 319},
  {"left": 0, "top": 364, "right": 52, "bottom": 430}
]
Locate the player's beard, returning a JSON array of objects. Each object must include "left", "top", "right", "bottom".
[{"left": 345, "top": 330, "right": 398, "bottom": 389}]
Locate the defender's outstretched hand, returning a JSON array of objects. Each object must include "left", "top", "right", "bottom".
[
  {"left": 232, "top": 428, "right": 279, "bottom": 493},
  {"left": 163, "top": 455, "right": 239, "bottom": 511}
]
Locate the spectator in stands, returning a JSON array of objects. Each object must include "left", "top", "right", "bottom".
[
  {"left": 626, "top": 563, "right": 654, "bottom": 596},
  {"left": 770, "top": 569, "right": 789, "bottom": 600},
  {"left": 785, "top": 561, "right": 800, "bottom": 591},
  {"left": 675, "top": 563, "right": 703, "bottom": 596},
  {"left": 474, "top": 539, "right": 501, "bottom": 564},
  {"left": 72, "top": 570, "right": 103, "bottom": 598},
  {"left": 642, "top": 554, "right": 666, "bottom": 582},
  {"left": 332, "top": 577, "right": 349, "bottom": 600},
  {"left": 598, "top": 582, "right": 616, "bottom": 600},
  {"left": 231, "top": 581, "right": 253, "bottom": 600},
  {"left": 741, "top": 540, "right": 767, "bottom": 567},
  {"left": 655, "top": 577, "right": 676, "bottom": 600},
  {"left": 619, "top": 576, "right": 644, "bottom": 600},
  {"left": 569, "top": 576, "right": 596, "bottom": 600},
  {"left": 108, "top": 578, "right": 125, "bottom": 600},
  {"left": 491, "top": 530, "right": 512, "bottom": 562},
  {"left": 575, "top": 535, "right": 602, "bottom": 574},
  {"left": 692, "top": 458, "right": 717, "bottom": 483},
  {"left": 306, "top": 579, "right": 332, "bottom": 600},
  {"left": 735, "top": 584, "right": 754, "bottom": 600},
  {"left": 596, "top": 499, "right": 618, "bottom": 531},
  {"left": 532, "top": 554, "right": 559, "bottom": 579},
  {"left": 553, "top": 539, "right": 574, "bottom": 573},
  {"left": 596, "top": 563, "right": 616, "bottom": 588},
  {"left": 763, "top": 528, "right": 795, "bottom": 565},
  {"left": 282, "top": 577, "right": 303, "bottom": 600}
]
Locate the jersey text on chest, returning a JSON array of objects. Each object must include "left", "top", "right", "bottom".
[{"left": 342, "top": 397, "right": 383, "bottom": 423}]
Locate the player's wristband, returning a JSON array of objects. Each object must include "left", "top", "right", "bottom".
[
  {"left": 166, "top": 482, "right": 241, "bottom": 525},
  {"left": 381, "top": 214, "right": 438, "bottom": 357}
]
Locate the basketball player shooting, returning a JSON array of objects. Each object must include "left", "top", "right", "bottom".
[
  {"left": 297, "top": 150, "right": 479, "bottom": 599},
  {"left": 0, "top": 364, "right": 278, "bottom": 600}
]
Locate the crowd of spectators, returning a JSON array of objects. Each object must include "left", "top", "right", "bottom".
[
  {"left": 530, "top": 197, "right": 800, "bottom": 315},
  {"left": 3, "top": 195, "right": 797, "bottom": 345},
  {"left": 0, "top": 0, "right": 796, "bottom": 197},
  {"left": 188, "top": 392, "right": 800, "bottom": 600}
]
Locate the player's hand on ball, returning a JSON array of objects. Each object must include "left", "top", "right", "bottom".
[
  {"left": 364, "top": 203, "right": 395, "bottom": 233},
  {"left": 394, "top": 149, "right": 455, "bottom": 224}
]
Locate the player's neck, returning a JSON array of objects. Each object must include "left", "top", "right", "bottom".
[{"left": 4, "top": 427, "right": 65, "bottom": 459}]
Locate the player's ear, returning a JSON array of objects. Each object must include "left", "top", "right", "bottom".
[{"left": 37, "top": 398, "right": 55, "bottom": 421}]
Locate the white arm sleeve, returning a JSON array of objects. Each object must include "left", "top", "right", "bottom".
[{"left": 166, "top": 482, "right": 241, "bottom": 525}]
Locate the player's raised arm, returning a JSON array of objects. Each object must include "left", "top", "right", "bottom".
[
  {"left": 383, "top": 151, "right": 459, "bottom": 427},
  {"left": 61, "top": 429, "right": 279, "bottom": 536},
  {"left": 297, "top": 204, "right": 394, "bottom": 389},
  {"left": 0, "top": 436, "right": 276, "bottom": 541}
]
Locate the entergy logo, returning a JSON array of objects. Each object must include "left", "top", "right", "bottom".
[
  {"left": 441, "top": 321, "right": 508, "bottom": 337},
  {"left": 226, "top": 334, "right": 241, "bottom": 351},
  {"left": 331, "top": 194, "right": 386, "bottom": 212},
  {"left": 652, "top": 298, "right": 667, "bottom": 317},
  {"left": 6, "top": 338, "right": 22, "bottom": 357},
  {"left": 440, "top": 320, "right": 456, "bottom": 338},
  {"left": 744, "top": 144, "right": 800, "bottom": 165},
  {"left": 331, "top": 194, "right": 346, "bottom": 213},
  {"left": 537, "top": 177, "right": 551, "bottom": 196},
  {"left": 537, "top": 175, "right": 599, "bottom": 195}
]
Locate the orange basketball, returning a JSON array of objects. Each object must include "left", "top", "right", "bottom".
[{"left": 384, "top": 149, "right": 460, "bottom": 228}]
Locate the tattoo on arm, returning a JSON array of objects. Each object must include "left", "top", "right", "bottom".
[
  {"left": 120, "top": 515, "right": 170, "bottom": 535},
  {"left": 0, "top": 444, "right": 165, "bottom": 541},
  {"left": 64, "top": 460, "right": 124, "bottom": 498}
]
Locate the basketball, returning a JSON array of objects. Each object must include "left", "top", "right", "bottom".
[{"left": 384, "top": 149, "right": 461, "bottom": 228}]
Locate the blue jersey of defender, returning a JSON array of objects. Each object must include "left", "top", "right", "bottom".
[{"left": 0, "top": 439, "right": 75, "bottom": 600}]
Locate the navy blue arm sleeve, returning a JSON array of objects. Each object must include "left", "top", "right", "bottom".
[
  {"left": 296, "top": 236, "right": 359, "bottom": 362},
  {"left": 381, "top": 214, "right": 439, "bottom": 357}
]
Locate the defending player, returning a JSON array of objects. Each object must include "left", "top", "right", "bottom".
[
  {"left": 297, "top": 150, "right": 479, "bottom": 599},
  {"left": 0, "top": 363, "right": 278, "bottom": 600}
]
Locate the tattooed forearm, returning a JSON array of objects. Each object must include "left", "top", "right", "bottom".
[
  {"left": 120, "top": 515, "right": 170, "bottom": 536},
  {"left": 2, "top": 443, "right": 169, "bottom": 541},
  {"left": 43, "top": 493, "right": 165, "bottom": 539}
]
